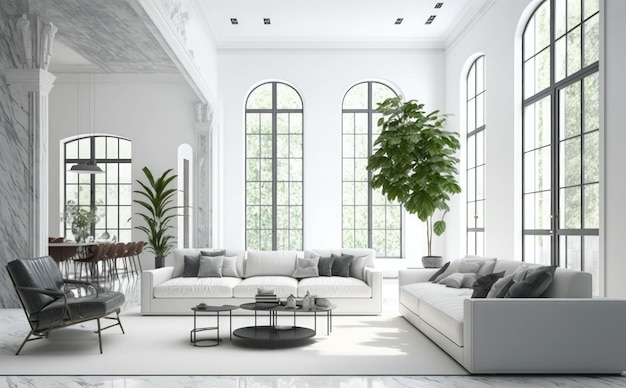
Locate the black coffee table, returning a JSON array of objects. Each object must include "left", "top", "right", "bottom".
[{"left": 233, "top": 302, "right": 335, "bottom": 347}]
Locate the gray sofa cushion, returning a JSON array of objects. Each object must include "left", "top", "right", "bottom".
[
  {"left": 183, "top": 255, "right": 200, "bottom": 277},
  {"left": 198, "top": 256, "right": 223, "bottom": 277},
  {"left": 471, "top": 271, "right": 505, "bottom": 298},
  {"left": 331, "top": 253, "right": 353, "bottom": 277},
  {"left": 507, "top": 266, "right": 557, "bottom": 298},
  {"left": 318, "top": 256, "right": 334, "bottom": 276}
]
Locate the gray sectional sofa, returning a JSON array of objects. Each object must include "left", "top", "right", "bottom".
[
  {"left": 399, "top": 258, "right": 626, "bottom": 374},
  {"left": 141, "top": 248, "right": 382, "bottom": 315}
]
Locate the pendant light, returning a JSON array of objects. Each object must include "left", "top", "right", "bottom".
[{"left": 70, "top": 75, "right": 104, "bottom": 174}]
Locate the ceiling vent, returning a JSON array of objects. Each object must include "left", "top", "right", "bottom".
[
  {"left": 263, "top": 18, "right": 271, "bottom": 25},
  {"left": 230, "top": 18, "right": 238, "bottom": 25},
  {"left": 395, "top": 18, "right": 403, "bottom": 25},
  {"left": 426, "top": 15, "right": 437, "bottom": 25},
  {"left": 435, "top": 2, "right": 444, "bottom": 9}
]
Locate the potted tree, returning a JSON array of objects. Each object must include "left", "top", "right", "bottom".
[
  {"left": 367, "top": 97, "right": 461, "bottom": 268},
  {"left": 133, "top": 166, "right": 178, "bottom": 268},
  {"left": 62, "top": 200, "right": 100, "bottom": 242}
]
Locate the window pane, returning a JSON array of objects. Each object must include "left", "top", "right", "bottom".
[
  {"left": 584, "top": 0, "right": 599, "bottom": 19},
  {"left": 583, "top": 14, "right": 599, "bottom": 66},
  {"left": 559, "top": 137, "right": 582, "bottom": 187},
  {"left": 372, "top": 82, "right": 396, "bottom": 105},
  {"left": 247, "top": 83, "right": 272, "bottom": 109},
  {"left": 583, "top": 131, "right": 599, "bottom": 183},
  {"left": 560, "top": 81, "right": 582, "bottom": 139},
  {"left": 560, "top": 186, "right": 581, "bottom": 229},
  {"left": 535, "top": 2, "right": 551, "bottom": 51},
  {"left": 584, "top": 183, "right": 599, "bottom": 228},
  {"left": 584, "top": 73, "right": 599, "bottom": 132},
  {"left": 106, "top": 137, "right": 118, "bottom": 159},
  {"left": 584, "top": 235, "right": 600, "bottom": 295},
  {"left": 119, "top": 139, "right": 131, "bottom": 159},
  {"left": 555, "top": 0, "right": 566, "bottom": 38},
  {"left": 536, "top": 48, "right": 551, "bottom": 92},
  {"left": 524, "top": 235, "right": 552, "bottom": 265},
  {"left": 276, "top": 83, "right": 301, "bottom": 109},
  {"left": 567, "top": 0, "right": 582, "bottom": 30},
  {"left": 566, "top": 26, "right": 582, "bottom": 76},
  {"left": 343, "top": 83, "right": 368, "bottom": 109},
  {"left": 555, "top": 37, "right": 566, "bottom": 82},
  {"left": 95, "top": 137, "right": 106, "bottom": 159}
]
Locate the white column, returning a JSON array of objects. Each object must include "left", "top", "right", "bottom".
[
  {"left": 5, "top": 69, "right": 56, "bottom": 257},
  {"left": 195, "top": 103, "right": 214, "bottom": 248}
]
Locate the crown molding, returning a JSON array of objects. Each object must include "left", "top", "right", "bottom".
[{"left": 444, "top": 0, "right": 497, "bottom": 52}]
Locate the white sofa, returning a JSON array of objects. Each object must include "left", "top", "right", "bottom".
[
  {"left": 141, "top": 248, "right": 382, "bottom": 315},
  {"left": 399, "top": 258, "right": 626, "bottom": 374}
]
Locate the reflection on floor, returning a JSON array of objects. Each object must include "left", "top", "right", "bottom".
[{"left": 2, "top": 272, "right": 626, "bottom": 388}]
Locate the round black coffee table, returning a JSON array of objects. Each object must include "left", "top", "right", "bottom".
[{"left": 233, "top": 302, "right": 334, "bottom": 347}]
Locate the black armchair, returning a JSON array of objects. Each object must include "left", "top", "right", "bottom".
[{"left": 6, "top": 255, "right": 125, "bottom": 355}]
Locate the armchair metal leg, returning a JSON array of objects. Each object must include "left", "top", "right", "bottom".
[
  {"left": 97, "top": 318, "right": 102, "bottom": 354},
  {"left": 15, "top": 330, "right": 46, "bottom": 355}
]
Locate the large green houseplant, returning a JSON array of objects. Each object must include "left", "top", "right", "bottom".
[
  {"left": 367, "top": 97, "right": 461, "bottom": 267},
  {"left": 133, "top": 166, "right": 178, "bottom": 268}
]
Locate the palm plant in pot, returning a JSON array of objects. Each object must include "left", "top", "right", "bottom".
[
  {"left": 133, "top": 166, "right": 178, "bottom": 268},
  {"left": 367, "top": 97, "right": 461, "bottom": 268}
]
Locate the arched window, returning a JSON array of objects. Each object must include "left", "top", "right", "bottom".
[
  {"left": 522, "top": 0, "right": 600, "bottom": 292},
  {"left": 342, "top": 81, "right": 402, "bottom": 257},
  {"left": 63, "top": 135, "right": 132, "bottom": 242},
  {"left": 245, "top": 82, "right": 303, "bottom": 250},
  {"left": 466, "top": 56, "right": 486, "bottom": 256}
]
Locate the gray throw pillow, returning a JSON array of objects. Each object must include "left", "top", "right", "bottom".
[
  {"left": 349, "top": 255, "right": 368, "bottom": 281},
  {"left": 461, "top": 273, "right": 479, "bottom": 288},
  {"left": 438, "top": 273, "right": 465, "bottom": 288},
  {"left": 429, "top": 262, "right": 451, "bottom": 282},
  {"left": 220, "top": 255, "right": 239, "bottom": 277},
  {"left": 506, "top": 266, "right": 557, "bottom": 298},
  {"left": 318, "top": 256, "right": 334, "bottom": 277},
  {"left": 292, "top": 257, "right": 320, "bottom": 278},
  {"left": 200, "top": 249, "right": 226, "bottom": 257},
  {"left": 486, "top": 264, "right": 530, "bottom": 298},
  {"left": 471, "top": 271, "right": 505, "bottom": 298},
  {"left": 198, "top": 256, "right": 224, "bottom": 277},
  {"left": 183, "top": 255, "right": 200, "bottom": 277},
  {"left": 331, "top": 254, "right": 353, "bottom": 277}
]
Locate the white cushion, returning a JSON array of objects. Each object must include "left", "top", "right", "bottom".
[
  {"left": 298, "top": 276, "right": 372, "bottom": 298},
  {"left": 418, "top": 290, "right": 471, "bottom": 347},
  {"left": 233, "top": 276, "right": 298, "bottom": 298},
  {"left": 153, "top": 277, "right": 241, "bottom": 298},
  {"left": 245, "top": 250, "right": 298, "bottom": 277}
]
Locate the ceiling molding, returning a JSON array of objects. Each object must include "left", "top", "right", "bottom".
[
  {"left": 215, "top": 38, "right": 447, "bottom": 52},
  {"left": 443, "top": 0, "right": 497, "bottom": 51}
]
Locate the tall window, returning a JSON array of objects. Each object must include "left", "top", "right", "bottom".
[
  {"left": 64, "top": 135, "right": 132, "bottom": 242},
  {"left": 342, "top": 81, "right": 402, "bottom": 257},
  {"left": 467, "top": 56, "right": 486, "bottom": 256},
  {"left": 245, "top": 82, "right": 303, "bottom": 250},
  {"left": 522, "top": 0, "right": 600, "bottom": 293}
]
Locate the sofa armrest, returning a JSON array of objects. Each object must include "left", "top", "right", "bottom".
[
  {"left": 141, "top": 267, "right": 174, "bottom": 314},
  {"left": 463, "top": 298, "right": 626, "bottom": 373},
  {"left": 398, "top": 268, "right": 438, "bottom": 286}
]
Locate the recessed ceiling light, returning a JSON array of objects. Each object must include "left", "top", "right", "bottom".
[
  {"left": 263, "top": 18, "right": 271, "bottom": 25},
  {"left": 230, "top": 18, "right": 238, "bottom": 25},
  {"left": 395, "top": 18, "right": 403, "bottom": 25},
  {"left": 426, "top": 15, "right": 437, "bottom": 25},
  {"left": 435, "top": 2, "right": 444, "bottom": 9}
]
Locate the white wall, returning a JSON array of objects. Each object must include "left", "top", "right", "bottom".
[
  {"left": 443, "top": 0, "right": 532, "bottom": 262},
  {"left": 48, "top": 73, "right": 198, "bottom": 269},
  {"left": 603, "top": 0, "right": 626, "bottom": 298},
  {"left": 444, "top": 0, "right": 626, "bottom": 297},
  {"left": 217, "top": 49, "right": 446, "bottom": 258}
]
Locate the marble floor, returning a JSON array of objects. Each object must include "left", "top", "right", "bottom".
[{"left": 2, "top": 271, "right": 625, "bottom": 388}]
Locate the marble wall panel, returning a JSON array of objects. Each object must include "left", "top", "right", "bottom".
[{"left": 0, "top": 7, "right": 36, "bottom": 308}]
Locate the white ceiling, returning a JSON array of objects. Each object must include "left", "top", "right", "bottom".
[
  {"left": 198, "top": 0, "right": 493, "bottom": 49},
  {"left": 49, "top": 0, "right": 494, "bottom": 70}
]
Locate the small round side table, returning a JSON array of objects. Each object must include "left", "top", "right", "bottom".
[{"left": 190, "top": 304, "right": 238, "bottom": 347}]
